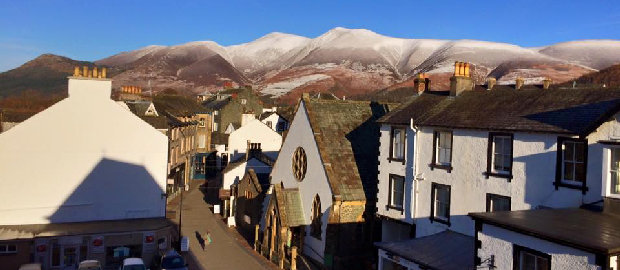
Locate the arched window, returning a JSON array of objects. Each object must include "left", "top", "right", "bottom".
[{"left": 311, "top": 195, "right": 322, "bottom": 239}]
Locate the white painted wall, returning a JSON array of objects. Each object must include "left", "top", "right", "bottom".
[
  {"left": 478, "top": 224, "right": 600, "bottom": 270},
  {"left": 227, "top": 119, "right": 282, "bottom": 161},
  {"left": 261, "top": 113, "right": 288, "bottom": 133},
  {"left": 267, "top": 100, "right": 332, "bottom": 263},
  {"left": 0, "top": 78, "right": 169, "bottom": 225},
  {"left": 222, "top": 158, "right": 273, "bottom": 191},
  {"left": 376, "top": 124, "right": 416, "bottom": 225},
  {"left": 414, "top": 125, "right": 610, "bottom": 237}
]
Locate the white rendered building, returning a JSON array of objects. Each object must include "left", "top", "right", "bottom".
[
  {"left": 0, "top": 70, "right": 171, "bottom": 269},
  {"left": 375, "top": 63, "right": 620, "bottom": 270}
]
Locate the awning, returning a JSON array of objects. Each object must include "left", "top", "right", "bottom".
[
  {"left": 375, "top": 230, "right": 474, "bottom": 270},
  {"left": 0, "top": 218, "right": 174, "bottom": 240}
]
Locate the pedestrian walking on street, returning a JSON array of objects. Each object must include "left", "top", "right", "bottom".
[{"left": 203, "top": 231, "right": 212, "bottom": 251}]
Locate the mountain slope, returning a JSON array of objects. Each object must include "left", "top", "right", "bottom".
[
  {"left": 0, "top": 54, "right": 92, "bottom": 97},
  {"left": 3, "top": 28, "right": 620, "bottom": 101}
]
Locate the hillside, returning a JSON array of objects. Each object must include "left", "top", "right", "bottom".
[
  {"left": 2, "top": 28, "right": 620, "bottom": 103},
  {"left": 557, "top": 64, "right": 620, "bottom": 88}
]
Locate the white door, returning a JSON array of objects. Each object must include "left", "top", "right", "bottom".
[{"left": 61, "top": 245, "right": 79, "bottom": 270}]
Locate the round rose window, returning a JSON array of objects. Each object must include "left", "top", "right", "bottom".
[{"left": 292, "top": 147, "right": 307, "bottom": 181}]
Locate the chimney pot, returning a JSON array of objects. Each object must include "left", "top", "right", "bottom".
[
  {"left": 101, "top": 67, "right": 107, "bottom": 78},
  {"left": 93, "top": 67, "right": 99, "bottom": 78},
  {"left": 515, "top": 77, "right": 525, "bottom": 90},
  {"left": 486, "top": 77, "right": 496, "bottom": 90},
  {"left": 542, "top": 78, "right": 552, "bottom": 90},
  {"left": 73, "top": 66, "right": 81, "bottom": 77},
  {"left": 83, "top": 66, "right": 88, "bottom": 78}
]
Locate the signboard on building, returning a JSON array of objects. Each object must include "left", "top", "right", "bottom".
[
  {"left": 180, "top": 236, "right": 189, "bottom": 252},
  {"left": 143, "top": 232, "right": 155, "bottom": 253},
  {"left": 91, "top": 236, "right": 105, "bottom": 254}
]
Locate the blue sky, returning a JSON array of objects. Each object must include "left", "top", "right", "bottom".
[{"left": 1, "top": 0, "right": 619, "bottom": 72}]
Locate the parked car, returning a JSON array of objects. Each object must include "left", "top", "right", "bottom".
[
  {"left": 160, "top": 250, "right": 188, "bottom": 270},
  {"left": 18, "top": 263, "right": 41, "bottom": 270},
  {"left": 78, "top": 260, "right": 102, "bottom": 270},
  {"left": 120, "top": 258, "right": 147, "bottom": 270}
]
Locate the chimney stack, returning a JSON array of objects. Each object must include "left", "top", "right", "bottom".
[
  {"left": 486, "top": 77, "right": 496, "bottom": 90},
  {"left": 413, "top": 73, "right": 429, "bottom": 94},
  {"left": 245, "top": 141, "right": 262, "bottom": 160},
  {"left": 72, "top": 66, "right": 108, "bottom": 79},
  {"left": 450, "top": 61, "right": 474, "bottom": 96},
  {"left": 515, "top": 77, "right": 524, "bottom": 90},
  {"left": 542, "top": 78, "right": 552, "bottom": 90}
]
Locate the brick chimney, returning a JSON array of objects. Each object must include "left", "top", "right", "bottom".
[
  {"left": 413, "top": 73, "right": 430, "bottom": 94},
  {"left": 542, "top": 78, "right": 552, "bottom": 90},
  {"left": 486, "top": 77, "right": 496, "bottom": 90},
  {"left": 450, "top": 62, "right": 474, "bottom": 96},
  {"left": 515, "top": 77, "right": 525, "bottom": 90}
]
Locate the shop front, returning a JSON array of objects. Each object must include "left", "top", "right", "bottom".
[{"left": 0, "top": 218, "right": 175, "bottom": 270}]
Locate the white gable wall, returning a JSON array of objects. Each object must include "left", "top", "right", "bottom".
[
  {"left": 478, "top": 224, "right": 599, "bottom": 270},
  {"left": 268, "top": 100, "right": 332, "bottom": 263},
  {"left": 227, "top": 119, "right": 282, "bottom": 161},
  {"left": 0, "top": 78, "right": 168, "bottom": 225}
]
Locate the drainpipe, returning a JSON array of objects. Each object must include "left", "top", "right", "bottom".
[{"left": 410, "top": 118, "right": 420, "bottom": 219}]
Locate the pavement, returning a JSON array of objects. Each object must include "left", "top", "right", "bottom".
[{"left": 167, "top": 180, "right": 277, "bottom": 270}]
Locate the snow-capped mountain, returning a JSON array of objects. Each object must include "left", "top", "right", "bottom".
[{"left": 93, "top": 27, "right": 620, "bottom": 100}]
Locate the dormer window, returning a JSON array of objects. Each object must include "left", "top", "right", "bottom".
[{"left": 389, "top": 127, "right": 406, "bottom": 162}]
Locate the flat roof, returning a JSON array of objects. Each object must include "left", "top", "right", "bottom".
[
  {"left": 0, "top": 218, "right": 173, "bottom": 240},
  {"left": 375, "top": 230, "right": 474, "bottom": 270},
  {"left": 470, "top": 208, "right": 620, "bottom": 255}
]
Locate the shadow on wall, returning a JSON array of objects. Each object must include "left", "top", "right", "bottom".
[{"left": 47, "top": 158, "right": 165, "bottom": 223}]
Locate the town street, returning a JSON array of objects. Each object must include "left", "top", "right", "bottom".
[{"left": 168, "top": 182, "right": 276, "bottom": 270}]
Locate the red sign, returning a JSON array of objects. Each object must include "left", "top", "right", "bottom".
[
  {"left": 145, "top": 236, "right": 154, "bottom": 243},
  {"left": 36, "top": 245, "right": 46, "bottom": 252},
  {"left": 93, "top": 239, "right": 103, "bottom": 247}
]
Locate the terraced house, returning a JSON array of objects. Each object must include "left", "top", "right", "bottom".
[
  {"left": 258, "top": 95, "right": 393, "bottom": 269},
  {"left": 375, "top": 62, "right": 620, "bottom": 270}
]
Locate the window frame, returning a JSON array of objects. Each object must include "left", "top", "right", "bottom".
[
  {"left": 512, "top": 244, "right": 551, "bottom": 270},
  {"left": 486, "top": 193, "right": 511, "bottom": 212},
  {"left": 388, "top": 126, "right": 407, "bottom": 164},
  {"left": 310, "top": 195, "right": 322, "bottom": 240},
  {"left": 607, "top": 146, "right": 620, "bottom": 198},
  {"left": 386, "top": 174, "right": 405, "bottom": 213},
  {"left": 485, "top": 132, "right": 514, "bottom": 180},
  {"left": 430, "top": 183, "right": 451, "bottom": 225},
  {"left": 554, "top": 137, "right": 588, "bottom": 194},
  {"left": 0, "top": 243, "right": 17, "bottom": 254},
  {"left": 430, "top": 130, "right": 453, "bottom": 172}
]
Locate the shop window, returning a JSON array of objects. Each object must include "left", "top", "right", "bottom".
[{"left": 0, "top": 244, "right": 17, "bottom": 254}]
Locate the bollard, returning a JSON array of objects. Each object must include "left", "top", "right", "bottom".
[
  {"left": 291, "top": 246, "right": 297, "bottom": 270},
  {"left": 254, "top": 224, "right": 260, "bottom": 251}
]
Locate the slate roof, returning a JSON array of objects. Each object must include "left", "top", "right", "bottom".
[
  {"left": 379, "top": 88, "right": 620, "bottom": 136},
  {"left": 242, "top": 169, "right": 271, "bottom": 194},
  {"left": 375, "top": 230, "right": 474, "bottom": 270},
  {"left": 303, "top": 98, "right": 394, "bottom": 201},
  {"left": 126, "top": 101, "right": 155, "bottom": 116},
  {"left": 139, "top": 115, "right": 169, "bottom": 129},
  {"left": 272, "top": 184, "right": 305, "bottom": 227},
  {"left": 470, "top": 208, "right": 620, "bottom": 255},
  {"left": 202, "top": 97, "right": 231, "bottom": 111}
]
